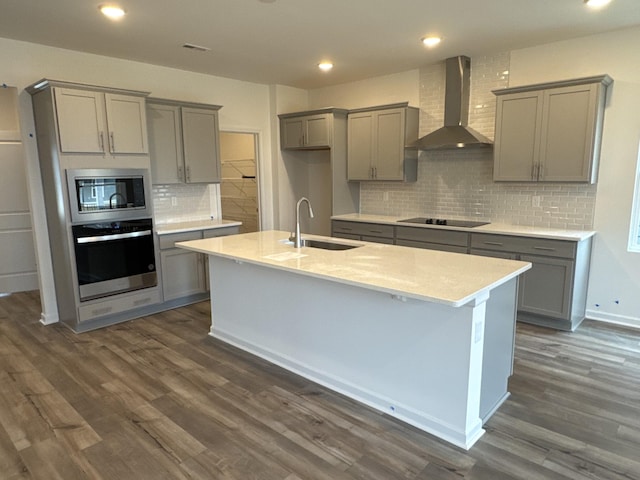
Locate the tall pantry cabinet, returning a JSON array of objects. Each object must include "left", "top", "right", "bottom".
[{"left": 27, "top": 79, "right": 158, "bottom": 332}]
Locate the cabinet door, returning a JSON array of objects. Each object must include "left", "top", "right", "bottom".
[
  {"left": 493, "top": 91, "right": 543, "bottom": 181},
  {"left": 104, "top": 93, "right": 148, "bottom": 154},
  {"left": 304, "top": 114, "right": 330, "bottom": 148},
  {"left": 181, "top": 107, "right": 221, "bottom": 183},
  {"left": 518, "top": 254, "right": 574, "bottom": 320},
  {"left": 54, "top": 88, "right": 106, "bottom": 153},
  {"left": 539, "top": 84, "right": 598, "bottom": 181},
  {"left": 347, "top": 112, "right": 373, "bottom": 180},
  {"left": 281, "top": 117, "right": 304, "bottom": 149},
  {"left": 374, "top": 108, "right": 405, "bottom": 180},
  {"left": 147, "top": 103, "right": 184, "bottom": 184},
  {"left": 160, "top": 249, "right": 206, "bottom": 301}
]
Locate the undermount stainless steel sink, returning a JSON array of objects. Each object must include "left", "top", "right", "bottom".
[{"left": 299, "top": 238, "right": 362, "bottom": 250}]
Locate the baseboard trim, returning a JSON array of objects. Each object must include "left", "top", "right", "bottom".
[
  {"left": 585, "top": 310, "right": 640, "bottom": 330},
  {"left": 39, "top": 311, "right": 59, "bottom": 325}
]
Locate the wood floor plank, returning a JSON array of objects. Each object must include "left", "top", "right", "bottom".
[{"left": 1, "top": 293, "right": 640, "bottom": 479}]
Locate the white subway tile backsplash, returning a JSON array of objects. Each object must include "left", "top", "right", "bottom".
[
  {"left": 152, "top": 183, "right": 213, "bottom": 225},
  {"left": 360, "top": 52, "right": 597, "bottom": 230}
]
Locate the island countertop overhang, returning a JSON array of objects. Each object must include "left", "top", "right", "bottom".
[{"left": 177, "top": 230, "right": 531, "bottom": 307}]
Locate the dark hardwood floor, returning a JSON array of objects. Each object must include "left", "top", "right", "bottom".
[{"left": 1, "top": 291, "right": 639, "bottom": 479}]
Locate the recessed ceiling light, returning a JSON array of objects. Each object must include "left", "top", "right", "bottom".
[
  {"left": 421, "top": 36, "right": 442, "bottom": 48},
  {"left": 584, "top": 0, "right": 612, "bottom": 8},
  {"left": 100, "top": 4, "right": 126, "bottom": 20},
  {"left": 318, "top": 62, "right": 334, "bottom": 72}
]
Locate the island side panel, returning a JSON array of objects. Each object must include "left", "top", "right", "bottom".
[{"left": 207, "top": 255, "right": 499, "bottom": 449}]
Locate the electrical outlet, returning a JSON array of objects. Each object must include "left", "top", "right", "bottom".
[
  {"left": 171, "top": 196, "right": 178, "bottom": 206},
  {"left": 532, "top": 195, "right": 541, "bottom": 207}
]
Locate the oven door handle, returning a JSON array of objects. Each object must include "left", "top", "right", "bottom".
[{"left": 76, "top": 230, "right": 152, "bottom": 244}]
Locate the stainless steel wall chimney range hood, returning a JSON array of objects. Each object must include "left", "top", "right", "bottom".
[{"left": 411, "top": 56, "right": 493, "bottom": 150}]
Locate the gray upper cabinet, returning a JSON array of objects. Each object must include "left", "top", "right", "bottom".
[
  {"left": 147, "top": 99, "right": 222, "bottom": 184},
  {"left": 280, "top": 113, "right": 331, "bottom": 149},
  {"left": 54, "top": 87, "right": 148, "bottom": 155},
  {"left": 493, "top": 75, "right": 612, "bottom": 183},
  {"left": 347, "top": 103, "right": 418, "bottom": 181}
]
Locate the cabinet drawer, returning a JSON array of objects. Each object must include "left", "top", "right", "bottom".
[
  {"left": 396, "top": 239, "right": 468, "bottom": 254},
  {"left": 396, "top": 226, "right": 469, "bottom": 247},
  {"left": 78, "top": 288, "right": 161, "bottom": 322},
  {"left": 471, "top": 233, "right": 576, "bottom": 258},
  {"left": 158, "top": 230, "right": 202, "bottom": 249},
  {"left": 203, "top": 226, "right": 240, "bottom": 238},
  {"left": 332, "top": 221, "right": 394, "bottom": 239},
  {"left": 361, "top": 235, "right": 394, "bottom": 245}
]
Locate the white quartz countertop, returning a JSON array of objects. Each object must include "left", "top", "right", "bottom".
[
  {"left": 177, "top": 230, "right": 531, "bottom": 307},
  {"left": 155, "top": 219, "right": 242, "bottom": 235},
  {"left": 332, "top": 213, "right": 595, "bottom": 241}
]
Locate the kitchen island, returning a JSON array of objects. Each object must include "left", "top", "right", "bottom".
[{"left": 177, "top": 230, "right": 531, "bottom": 449}]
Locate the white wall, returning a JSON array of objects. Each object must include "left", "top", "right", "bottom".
[
  {"left": 0, "top": 37, "right": 275, "bottom": 323},
  {"left": 308, "top": 69, "right": 420, "bottom": 110},
  {"left": 509, "top": 26, "right": 640, "bottom": 328}
]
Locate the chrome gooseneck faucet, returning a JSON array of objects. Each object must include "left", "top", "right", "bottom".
[{"left": 293, "top": 197, "right": 314, "bottom": 248}]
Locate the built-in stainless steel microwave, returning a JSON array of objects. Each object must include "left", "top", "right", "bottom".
[{"left": 66, "top": 168, "right": 153, "bottom": 224}]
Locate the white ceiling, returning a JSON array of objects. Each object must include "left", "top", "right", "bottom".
[{"left": 1, "top": 0, "right": 639, "bottom": 89}]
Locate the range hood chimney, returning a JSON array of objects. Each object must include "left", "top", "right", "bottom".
[{"left": 411, "top": 56, "right": 492, "bottom": 150}]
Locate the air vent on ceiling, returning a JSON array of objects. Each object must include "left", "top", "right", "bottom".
[{"left": 182, "top": 43, "right": 211, "bottom": 52}]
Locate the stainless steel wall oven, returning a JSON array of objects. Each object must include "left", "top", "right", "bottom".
[
  {"left": 72, "top": 219, "right": 157, "bottom": 300},
  {"left": 66, "top": 168, "right": 157, "bottom": 301}
]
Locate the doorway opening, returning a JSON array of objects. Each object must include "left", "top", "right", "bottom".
[{"left": 219, "top": 131, "right": 260, "bottom": 233}]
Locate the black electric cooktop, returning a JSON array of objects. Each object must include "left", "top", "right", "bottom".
[{"left": 398, "top": 217, "right": 490, "bottom": 228}]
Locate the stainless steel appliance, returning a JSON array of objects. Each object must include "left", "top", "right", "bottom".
[
  {"left": 410, "top": 56, "right": 493, "bottom": 150},
  {"left": 66, "top": 168, "right": 152, "bottom": 223},
  {"left": 72, "top": 218, "right": 157, "bottom": 300},
  {"left": 398, "top": 217, "right": 490, "bottom": 228}
]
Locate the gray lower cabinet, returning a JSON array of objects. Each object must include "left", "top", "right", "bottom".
[
  {"left": 158, "top": 225, "right": 240, "bottom": 305},
  {"left": 470, "top": 233, "right": 591, "bottom": 331},
  {"left": 395, "top": 226, "right": 469, "bottom": 253},
  {"left": 332, "top": 218, "right": 591, "bottom": 331},
  {"left": 332, "top": 220, "right": 394, "bottom": 244},
  {"left": 159, "top": 231, "right": 207, "bottom": 302}
]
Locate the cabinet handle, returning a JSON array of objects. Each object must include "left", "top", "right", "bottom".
[
  {"left": 177, "top": 166, "right": 184, "bottom": 181},
  {"left": 186, "top": 165, "right": 191, "bottom": 182},
  {"left": 98, "top": 132, "right": 105, "bottom": 152},
  {"left": 107, "top": 131, "right": 115, "bottom": 153},
  {"left": 339, "top": 227, "right": 353, "bottom": 231},
  {"left": 539, "top": 164, "right": 544, "bottom": 180},
  {"left": 484, "top": 241, "right": 504, "bottom": 246},
  {"left": 532, "top": 246, "right": 556, "bottom": 251},
  {"left": 369, "top": 230, "right": 383, "bottom": 234},
  {"left": 374, "top": 167, "right": 377, "bottom": 179}
]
